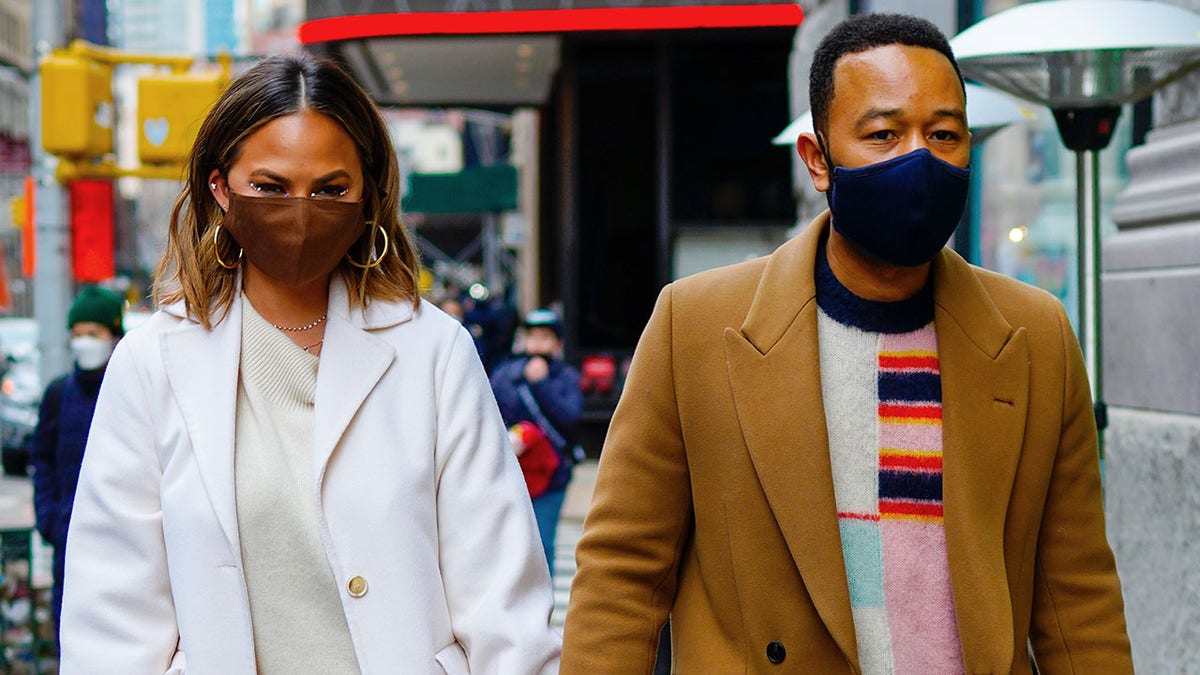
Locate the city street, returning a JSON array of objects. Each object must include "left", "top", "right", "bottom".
[
  {"left": 0, "top": 0, "right": 1196, "bottom": 668},
  {"left": 552, "top": 459, "right": 595, "bottom": 629},
  {"left": 0, "top": 474, "right": 54, "bottom": 673},
  {"left": 0, "top": 474, "right": 53, "bottom": 594},
  {"left": 0, "top": 476, "right": 34, "bottom": 532}
]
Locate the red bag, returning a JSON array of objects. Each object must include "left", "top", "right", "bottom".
[{"left": 509, "top": 421, "right": 560, "bottom": 498}]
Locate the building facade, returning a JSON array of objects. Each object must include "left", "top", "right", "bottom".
[
  {"left": 1103, "top": 0, "right": 1200, "bottom": 671},
  {"left": 0, "top": 0, "right": 31, "bottom": 314}
]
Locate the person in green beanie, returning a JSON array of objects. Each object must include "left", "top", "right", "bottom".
[{"left": 30, "top": 285, "right": 124, "bottom": 647}]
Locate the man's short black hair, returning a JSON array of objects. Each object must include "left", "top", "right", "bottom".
[{"left": 809, "top": 13, "right": 965, "bottom": 140}]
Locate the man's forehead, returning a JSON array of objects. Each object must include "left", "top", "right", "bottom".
[
  {"left": 832, "top": 43, "right": 957, "bottom": 84},
  {"left": 828, "top": 44, "right": 965, "bottom": 115}
]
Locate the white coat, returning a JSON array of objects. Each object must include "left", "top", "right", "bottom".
[{"left": 59, "top": 281, "right": 562, "bottom": 674}]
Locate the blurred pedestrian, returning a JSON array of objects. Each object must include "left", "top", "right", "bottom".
[
  {"left": 30, "top": 285, "right": 124, "bottom": 648},
  {"left": 465, "top": 294, "right": 518, "bottom": 374},
  {"left": 436, "top": 296, "right": 465, "bottom": 323},
  {"left": 491, "top": 308, "right": 582, "bottom": 576},
  {"left": 60, "top": 53, "right": 559, "bottom": 673},
  {"left": 562, "top": 13, "right": 1131, "bottom": 673}
]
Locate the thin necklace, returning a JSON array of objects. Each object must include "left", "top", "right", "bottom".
[
  {"left": 273, "top": 314, "right": 327, "bottom": 332},
  {"left": 301, "top": 339, "right": 324, "bottom": 353}
]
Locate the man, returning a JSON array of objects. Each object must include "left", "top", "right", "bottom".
[
  {"left": 31, "top": 285, "right": 124, "bottom": 645},
  {"left": 561, "top": 13, "right": 1132, "bottom": 674},
  {"left": 491, "top": 308, "right": 583, "bottom": 575}
]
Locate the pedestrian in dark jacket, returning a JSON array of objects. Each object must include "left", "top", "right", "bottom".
[
  {"left": 31, "top": 285, "right": 124, "bottom": 644},
  {"left": 490, "top": 308, "right": 582, "bottom": 576}
]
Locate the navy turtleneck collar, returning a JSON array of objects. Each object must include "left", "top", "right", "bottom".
[
  {"left": 814, "top": 237, "right": 934, "bottom": 334},
  {"left": 74, "top": 364, "right": 107, "bottom": 392}
]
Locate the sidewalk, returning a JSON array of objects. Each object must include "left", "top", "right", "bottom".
[
  {"left": 561, "top": 459, "right": 597, "bottom": 522},
  {"left": 550, "top": 459, "right": 597, "bottom": 628}
]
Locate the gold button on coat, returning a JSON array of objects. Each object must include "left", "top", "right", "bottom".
[{"left": 347, "top": 576, "right": 368, "bottom": 598}]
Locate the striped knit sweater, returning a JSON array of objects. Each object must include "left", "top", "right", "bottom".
[{"left": 815, "top": 243, "right": 965, "bottom": 674}]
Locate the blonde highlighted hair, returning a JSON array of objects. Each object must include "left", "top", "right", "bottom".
[{"left": 153, "top": 53, "right": 420, "bottom": 329}]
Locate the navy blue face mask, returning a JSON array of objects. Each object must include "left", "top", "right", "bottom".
[{"left": 826, "top": 147, "right": 971, "bottom": 267}]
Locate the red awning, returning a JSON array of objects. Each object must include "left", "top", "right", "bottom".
[
  {"left": 299, "top": 4, "right": 804, "bottom": 42},
  {"left": 299, "top": 4, "right": 803, "bottom": 106}
]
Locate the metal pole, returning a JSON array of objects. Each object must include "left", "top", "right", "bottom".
[
  {"left": 655, "top": 39, "right": 672, "bottom": 288},
  {"left": 1076, "top": 149, "right": 1105, "bottom": 457},
  {"left": 32, "top": 0, "right": 73, "bottom": 388},
  {"left": 481, "top": 212, "right": 501, "bottom": 295}
]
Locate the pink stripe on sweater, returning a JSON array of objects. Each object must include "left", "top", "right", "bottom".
[
  {"left": 880, "top": 327, "right": 938, "bottom": 353},
  {"left": 879, "top": 420, "right": 943, "bottom": 452},
  {"left": 881, "top": 520, "right": 965, "bottom": 673}
]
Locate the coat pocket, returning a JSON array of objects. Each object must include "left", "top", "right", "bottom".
[{"left": 434, "top": 641, "right": 470, "bottom": 675}]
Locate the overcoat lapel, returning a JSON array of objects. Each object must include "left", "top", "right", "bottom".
[
  {"left": 724, "top": 213, "right": 860, "bottom": 670},
  {"left": 160, "top": 294, "right": 245, "bottom": 556},
  {"left": 933, "top": 250, "right": 1029, "bottom": 672},
  {"left": 310, "top": 280, "right": 409, "bottom": 482}
]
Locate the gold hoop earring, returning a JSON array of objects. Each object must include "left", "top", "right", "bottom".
[
  {"left": 213, "top": 225, "right": 243, "bottom": 270},
  {"left": 346, "top": 224, "right": 388, "bottom": 270}
]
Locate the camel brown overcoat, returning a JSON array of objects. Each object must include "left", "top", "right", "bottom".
[{"left": 561, "top": 212, "right": 1132, "bottom": 674}]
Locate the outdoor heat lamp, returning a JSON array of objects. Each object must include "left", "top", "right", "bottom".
[
  {"left": 952, "top": 0, "right": 1200, "bottom": 150},
  {"left": 951, "top": 0, "right": 1200, "bottom": 446}
]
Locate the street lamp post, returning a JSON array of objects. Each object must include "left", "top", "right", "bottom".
[
  {"left": 951, "top": 0, "right": 1200, "bottom": 455},
  {"left": 31, "top": 0, "right": 73, "bottom": 386}
]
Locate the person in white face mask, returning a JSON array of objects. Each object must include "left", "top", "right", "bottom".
[{"left": 30, "top": 285, "right": 124, "bottom": 649}]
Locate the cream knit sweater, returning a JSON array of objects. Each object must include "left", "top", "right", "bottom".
[{"left": 234, "top": 297, "right": 360, "bottom": 673}]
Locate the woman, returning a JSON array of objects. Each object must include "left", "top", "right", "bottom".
[{"left": 59, "top": 54, "right": 560, "bottom": 674}]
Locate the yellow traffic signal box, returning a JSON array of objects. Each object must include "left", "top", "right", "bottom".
[
  {"left": 40, "top": 52, "right": 114, "bottom": 158},
  {"left": 138, "top": 69, "right": 226, "bottom": 164}
]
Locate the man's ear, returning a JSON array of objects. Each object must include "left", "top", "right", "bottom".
[{"left": 796, "top": 132, "right": 831, "bottom": 193}]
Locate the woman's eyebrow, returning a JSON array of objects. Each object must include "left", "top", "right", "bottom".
[
  {"left": 313, "top": 169, "right": 352, "bottom": 184},
  {"left": 247, "top": 168, "right": 290, "bottom": 184}
]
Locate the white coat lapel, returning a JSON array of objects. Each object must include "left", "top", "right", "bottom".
[
  {"left": 311, "top": 284, "right": 408, "bottom": 478},
  {"left": 159, "top": 295, "right": 244, "bottom": 556}
]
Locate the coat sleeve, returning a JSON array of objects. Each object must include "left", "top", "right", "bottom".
[
  {"left": 435, "top": 327, "right": 561, "bottom": 674},
  {"left": 560, "top": 285, "right": 693, "bottom": 674},
  {"left": 31, "top": 376, "right": 65, "bottom": 542},
  {"left": 58, "top": 338, "right": 180, "bottom": 674},
  {"left": 1028, "top": 305, "right": 1133, "bottom": 673}
]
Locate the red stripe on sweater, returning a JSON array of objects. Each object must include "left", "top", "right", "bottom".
[
  {"left": 878, "top": 403, "right": 943, "bottom": 420},
  {"left": 879, "top": 453, "right": 943, "bottom": 471},
  {"left": 878, "top": 355, "right": 939, "bottom": 371},
  {"left": 879, "top": 500, "right": 943, "bottom": 518},
  {"left": 837, "top": 512, "right": 881, "bottom": 521}
]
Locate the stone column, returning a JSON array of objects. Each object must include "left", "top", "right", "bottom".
[{"left": 1104, "top": 2, "right": 1200, "bottom": 670}]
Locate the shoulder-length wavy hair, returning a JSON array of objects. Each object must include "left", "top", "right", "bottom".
[{"left": 153, "top": 52, "right": 420, "bottom": 329}]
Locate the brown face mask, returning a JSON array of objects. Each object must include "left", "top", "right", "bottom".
[{"left": 222, "top": 192, "right": 367, "bottom": 287}]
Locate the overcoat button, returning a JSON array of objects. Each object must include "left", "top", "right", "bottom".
[
  {"left": 347, "top": 575, "right": 368, "bottom": 598},
  {"left": 766, "top": 641, "right": 786, "bottom": 664}
]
